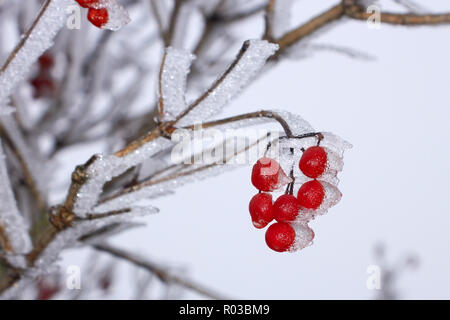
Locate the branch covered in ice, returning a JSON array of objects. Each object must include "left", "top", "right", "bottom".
[
  {"left": 0, "top": 0, "right": 72, "bottom": 112},
  {"left": 0, "top": 142, "right": 32, "bottom": 257},
  {"left": 70, "top": 137, "right": 173, "bottom": 218},
  {"left": 172, "top": 39, "right": 279, "bottom": 126},
  {"left": 158, "top": 48, "right": 194, "bottom": 122}
]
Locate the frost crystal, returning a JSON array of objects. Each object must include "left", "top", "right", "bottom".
[
  {"left": 177, "top": 40, "right": 279, "bottom": 126},
  {"left": 0, "top": 142, "right": 32, "bottom": 256}
]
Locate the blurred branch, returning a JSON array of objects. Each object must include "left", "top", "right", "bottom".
[
  {"left": 93, "top": 243, "right": 228, "bottom": 300},
  {"left": 273, "top": 1, "right": 450, "bottom": 58},
  {"left": 343, "top": 0, "right": 450, "bottom": 25}
]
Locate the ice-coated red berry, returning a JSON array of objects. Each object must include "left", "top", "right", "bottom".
[
  {"left": 249, "top": 193, "right": 274, "bottom": 229},
  {"left": 299, "top": 146, "right": 327, "bottom": 178},
  {"left": 297, "top": 180, "right": 325, "bottom": 210},
  {"left": 76, "top": 0, "right": 99, "bottom": 8},
  {"left": 251, "top": 158, "right": 286, "bottom": 192},
  {"left": 88, "top": 8, "right": 109, "bottom": 28},
  {"left": 273, "top": 194, "right": 300, "bottom": 222},
  {"left": 265, "top": 222, "right": 296, "bottom": 252}
]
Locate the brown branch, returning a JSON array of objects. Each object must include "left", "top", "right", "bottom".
[
  {"left": 343, "top": 1, "right": 450, "bottom": 25},
  {"left": 93, "top": 243, "right": 228, "bottom": 300},
  {"left": 274, "top": 3, "right": 345, "bottom": 58},
  {"left": 273, "top": 1, "right": 450, "bottom": 59},
  {"left": 157, "top": 51, "right": 167, "bottom": 120},
  {"left": 182, "top": 110, "right": 294, "bottom": 137},
  {"left": 263, "top": 0, "right": 277, "bottom": 41},
  {"left": 164, "top": 0, "right": 182, "bottom": 46},
  {"left": 0, "top": 224, "right": 12, "bottom": 253}
]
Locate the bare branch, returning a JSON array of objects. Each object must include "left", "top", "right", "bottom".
[{"left": 93, "top": 243, "right": 228, "bottom": 300}]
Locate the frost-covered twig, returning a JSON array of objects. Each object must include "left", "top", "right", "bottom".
[
  {"left": 0, "top": 142, "right": 32, "bottom": 263},
  {"left": 0, "top": 0, "right": 72, "bottom": 111}
]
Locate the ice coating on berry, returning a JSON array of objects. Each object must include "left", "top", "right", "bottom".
[
  {"left": 273, "top": 194, "right": 300, "bottom": 222},
  {"left": 91, "top": 0, "right": 131, "bottom": 31},
  {"left": 249, "top": 193, "right": 274, "bottom": 229},
  {"left": 315, "top": 181, "right": 342, "bottom": 214},
  {"left": 299, "top": 146, "right": 327, "bottom": 178},
  {"left": 290, "top": 223, "right": 315, "bottom": 252},
  {"left": 265, "top": 222, "right": 296, "bottom": 252},
  {"left": 297, "top": 180, "right": 325, "bottom": 210},
  {"left": 251, "top": 158, "right": 289, "bottom": 192}
]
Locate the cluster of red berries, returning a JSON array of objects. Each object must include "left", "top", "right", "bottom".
[
  {"left": 75, "top": 0, "right": 109, "bottom": 28},
  {"left": 249, "top": 146, "right": 329, "bottom": 252},
  {"left": 30, "top": 52, "right": 57, "bottom": 99}
]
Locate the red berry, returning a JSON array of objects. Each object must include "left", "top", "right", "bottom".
[
  {"left": 31, "top": 74, "right": 55, "bottom": 99},
  {"left": 299, "top": 146, "right": 327, "bottom": 178},
  {"left": 249, "top": 193, "right": 274, "bottom": 229},
  {"left": 265, "top": 222, "right": 296, "bottom": 252},
  {"left": 88, "top": 8, "right": 109, "bottom": 28},
  {"left": 38, "top": 53, "right": 54, "bottom": 69},
  {"left": 251, "top": 158, "right": 286, "bottom": 192},
  {"left": 273, "top": 194, "right": 300, "bottom": 222},
  {"left": 297, "top": 180, "right": 325, "bottom": 210},
  {"left": 76, "top": 0, "right": 99, "bottom": 8}
]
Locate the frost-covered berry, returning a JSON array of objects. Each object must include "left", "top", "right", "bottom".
[
  {"left": 265, "top": 222, "right": 296, "bottom": 252},
  {"left": 249, "top": 193, "right": 274, "bottom": 229},
  {"left": 299, "top": 146, "right": 327, "bottom": 178},
  {"left": 297, "top": 180, "right": 325, "bottom": 210},
  {"left": 273, "top": 194, "right": 300, "bottom": 222},
  {"left": 76, "top": 0, "right": 99, "bottom": 8},
  {"left": 251, "top": 158, "right": 287, "bottom": 192},
  {"left": 88, "top": 8, "right": 109, "bottom": 28}
]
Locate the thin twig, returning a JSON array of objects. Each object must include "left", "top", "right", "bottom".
[{"left": 93, "top": 243, "right": 228, "bottom": 300}]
